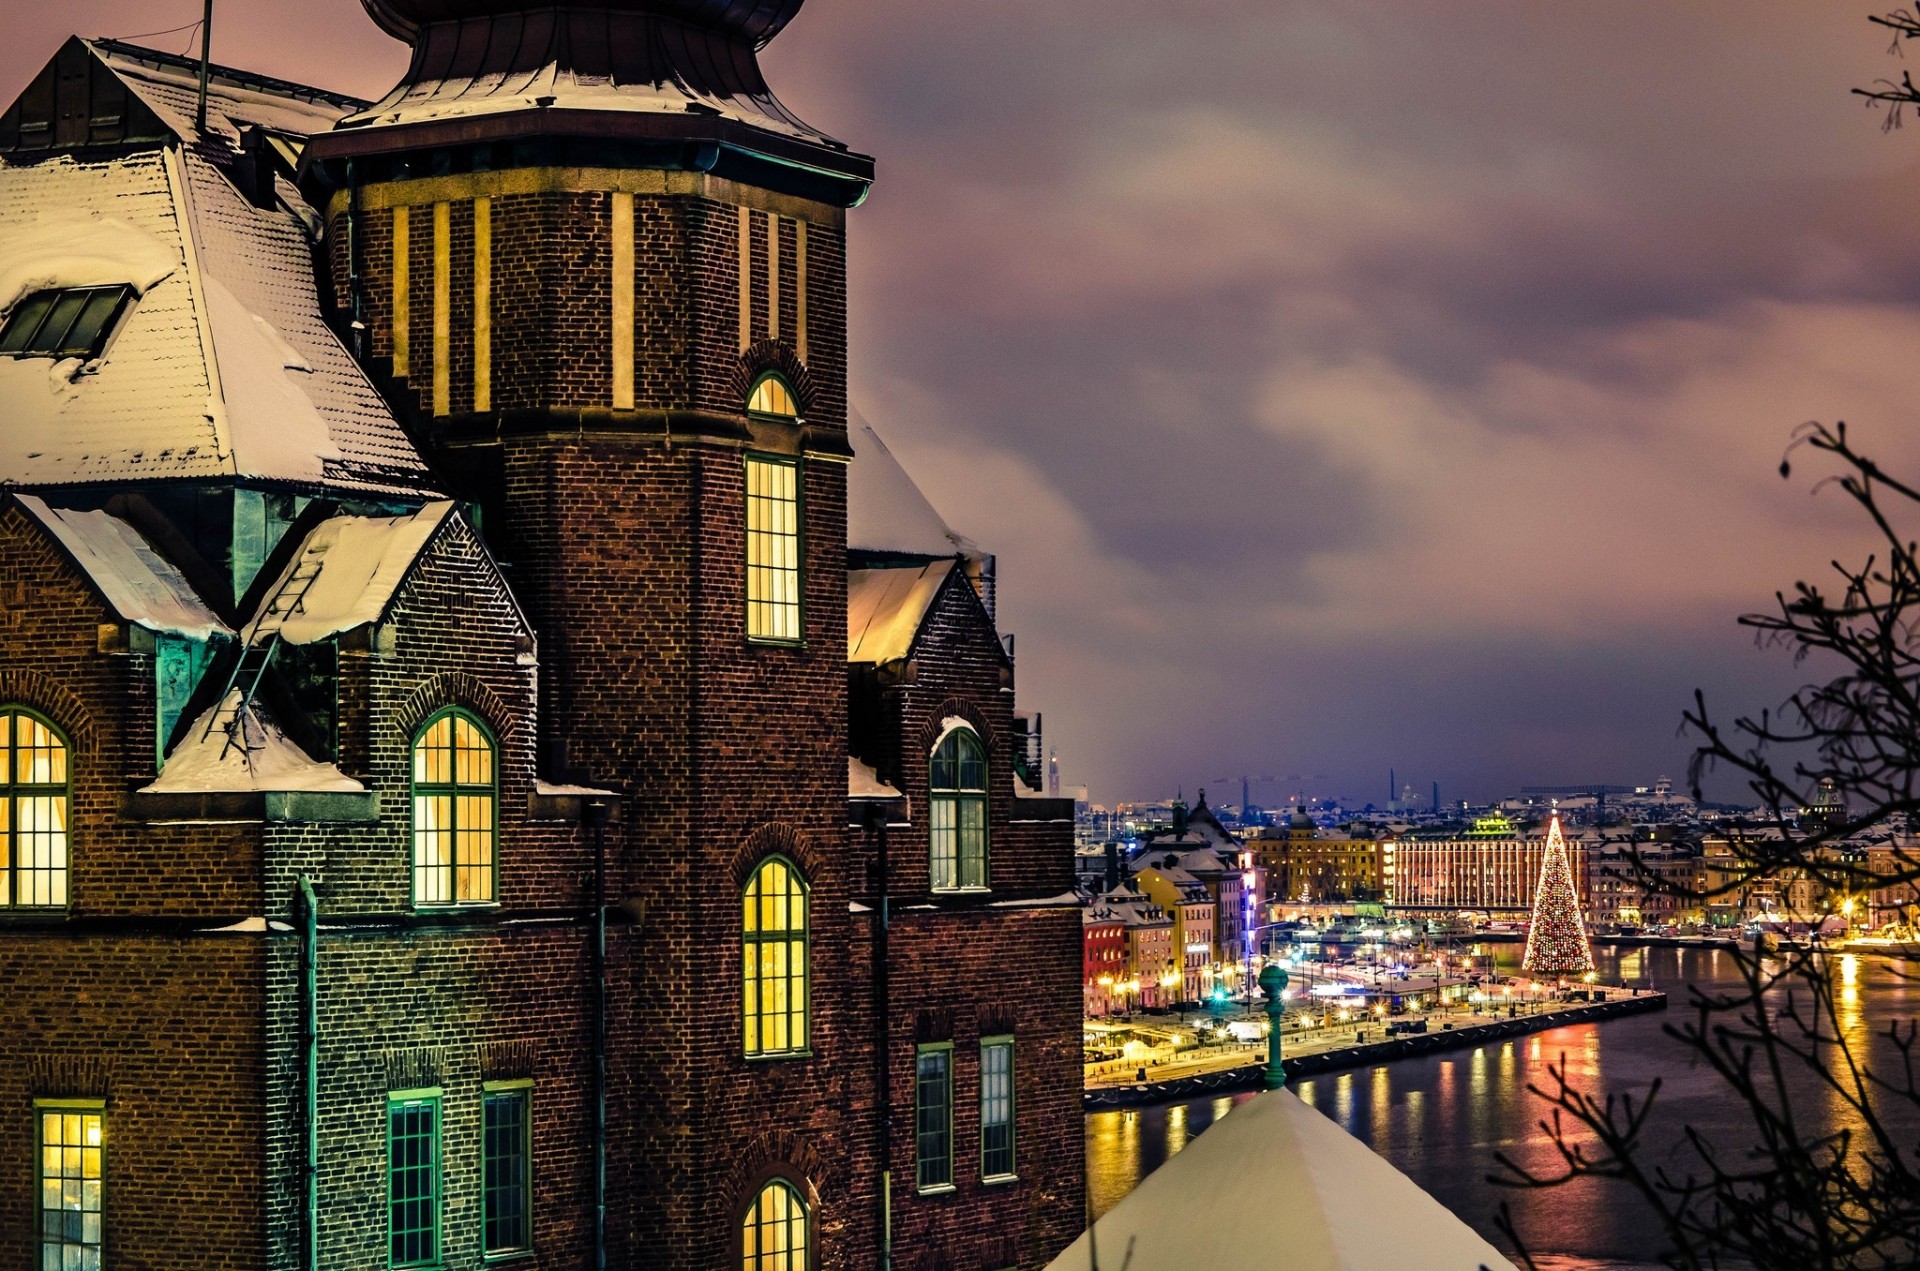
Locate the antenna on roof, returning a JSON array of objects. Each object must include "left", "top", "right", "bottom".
[{"left": 195, "top": 0, "right": 214, "bottom": 135}]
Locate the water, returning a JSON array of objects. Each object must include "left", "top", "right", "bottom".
[{"left": 1084, "top": 945, "right": 1920, "bottom": 1269}]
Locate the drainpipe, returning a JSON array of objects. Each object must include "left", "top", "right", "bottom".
[
  {"left": 587, "top": 799, "right": 611, "bottom": 1271},
  {"left": 869, "top": 804, "right": 893, "bottom": 1269},
  {"left": 296, "top": 876, "right": 319, "bottom": 1271},
  {"left": 345, "top": 157, "right": 366, "bottom": 362}
]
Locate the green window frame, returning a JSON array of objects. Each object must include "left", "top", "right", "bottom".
[
  {"left": 929, "top": 727, "right": 988, "bottom": 891},
  {"left": 388, "top": 1090, "right": 441, "bottom": 1269},
  {"left": 483, "top": 1081, "right": 533, "bottom": 1258},
  {"left": 980, "top": 1036, "right": 1016, "bottom": 1181},
  {"left": 37, "top": 1099, "right": 104, "bottom": 1270},
  {"left": 745, "top": 453, "right": 803, "bottom": 645},
  {"left": 915, "top": 1042, "right": 954, "bottom": 1193},
  {"left": 743, "top": 856, "right": 810, "bottom": 1058},
  {"left": 741, "top": 1177, "right": 810, "bottom": 1271},
  {"left": 411, "top": 708, "right": 498, "bottom": 907},
  {"left": 746, "top": 372, "right": 801, "bottom": 420},
  {"left": 2, "top": 706, "right": 70, "bottom": 909}
]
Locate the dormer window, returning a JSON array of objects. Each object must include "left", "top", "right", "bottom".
[{"left": 0, "top": 286, "right": 134, "bottom": 360}]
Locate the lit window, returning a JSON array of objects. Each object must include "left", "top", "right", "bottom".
[
  {"left": 388, "top": 1092, "right": 441, "bottom": 1269},
  {"left": 38, "top": 1101, "right": 103, "bottom": 1270},
  {"left": 2, "top": 707, "right": 69, "bottom": 908},
  {"left": 981, "top": 1036, "right": 1016, "bottom": 1181},
  {"left": 482, "top": 1084, "right": 532, "bottom": 1256},
  {"left": 930, "top": 728, "right": 987, "bottom": 891},
  {"left": 743, "top": 857, "right": 809, "bottom": 1057},
  {"left": 0, "top": 286, "right": 133, "bottom": 360},
  {"left": 747, "top": 374, "right": 799, "bottom": 419},
  {"left": 915, "top": 1042, "right": 953, "bottom": 1191},
  {"left": 745, "top": 455, "right": 802, "bottom": 643},
  {"left": 742, "top": 1178, "right": 809, "bottom": 1271},
  {"left": 411, "top": 709, "right": 497, "bottom": 906}
]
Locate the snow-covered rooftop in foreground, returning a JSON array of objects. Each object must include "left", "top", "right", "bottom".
[
  {"left": 1048, "top": 1089, "right": 1518, "bottom": 1271},
  {"left": 846, "top": 560, "right": 953, "bottom": 663},
  {"left": 15, "top": 495, "right": 228, "bottom": 640},
  {"left": 252, "top": 503, "right": 457, "bottom": 644},
  {"left": 849, "top": 757, "right": 902, "bottom": 800},
  {"left": 146, "top": 694, "right": 364, "bottom": 795},
  {"left": 846, "top": 416, "right": 980, "bottom": 558}
]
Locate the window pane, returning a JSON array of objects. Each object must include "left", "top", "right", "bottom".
[
  {"left": 743, "top": 859, "right": 809, "bottom": 1057},
  {"left": 743, "top": 1180, "right": 808, "bottom": 1271},
  {"left": 55, "top": 290, "right": 125, "bottom": 358},
  {"left": 27, "top": 291, "right": 91, "bottom": 355},
  {"left": 388, "top": 1100, "right": 439, "bottom": 1267},
  {"left": 411, "top": 712, "right": 496, "bottom": 907},
  {"left": 4, "top": 711, "right": 69, "bottom": 910},
  {"left": 745, "top": 456, "right": 802, "bottom": 642},
  {"left": 38, "top": 1108, "right": 103, "bottom": 1271},
  {"left": 982, "top": 1041, "right": 1015, "bottom": 1178},
  {"left": 916, "top": 1048, "right": 952, "bottom": 1189},
  {"left": 482, "top": 1091, "right": 531, "bottom": 1253},
  {"left": 929, "top": 795, "right": 957, "bottom": 890},
  {"left": 0, "top": 292, "right": 57, "bottom": 353}
]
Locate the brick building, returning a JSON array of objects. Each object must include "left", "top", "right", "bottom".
[{"left": 0, "top": 4, "right": 1081, "bottom": 1269}]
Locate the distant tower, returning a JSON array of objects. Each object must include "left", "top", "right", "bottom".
[
  {"left": 1048, "top": 747, "right": 1060, "bottom": 798},
  {"left": 1523, "top": 814, "right": 1595, "bottom": 977}
]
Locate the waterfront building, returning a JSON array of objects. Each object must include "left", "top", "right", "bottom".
[
  {"left": 1388, "top": 814, "right": 1589, "bottom": 914},
  {"left": 1586, "top": 837, "right": 1704, "bottom": 928},
  {"left": 1082, "top": 903, "right": 1127, "bottom": 1017},
  {"left": 0, "top": 8, "right": 1082, "bottom": 1269},
  {"left": 1131, "top": 863, "right": 1217, "bottom": 1005},
  {"left": 1133, "top": 793, "right": 1252, "bottom": 972},
  {"left": 1251, "top": 812, "right": 1385, "bottom": 903}
]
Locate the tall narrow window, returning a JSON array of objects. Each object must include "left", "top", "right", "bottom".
[
  {"left": 981, "top": 1036, "right": 1016, "bottom": 1181},
  {"left": 929, "top": 728, "right": 988, "bottom": 891},
  {"left": 483, "top": 1083, "right": 532, "bottom": 1256},
  {"left": 741, "top": 1178, "right": 809, "bottom": 1271},
  {"left": 743, "top": 857, "right": 809, "bottom": 1058},
  {"left": 3, "top": 707, "right": 69, "bottom": 908},
  {"left": 915, "top": 1042, "right": 954, "bottom": 1192},
  {"left": 745, "top": 454, "right": 802, "bottom": 643},
  {"left": 411, "top": 709, "right": 497, "bottom": 906},
  {"left": 388, "top": 1092, "right": 441, "bottom": 1269},
  {"left": 38, "top": 1100, "right": 103, "bottom": 1270}
]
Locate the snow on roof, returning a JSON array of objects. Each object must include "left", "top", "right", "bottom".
[
  {"left": 1047, "top": 1089, "right": 1519, "bottom": 1271},
  {"left": 847, "top": 415, "right": 979, "bottom": 558},
  {"left": 849, "top": 757, "right": 902, "bottom": 800},
  {"left": 846, "top": 560, "right": 953, "bottom": 663},
  {"left": 252, "top": 503, "right": 457, "bottom": 644},
  {"left": 145, "top": 694, "right": 364, "bottom": 794},
  {"left": 89, "top": 40, "right": 364, "bottom": 148},
  {"left": 15, "top": 495, "right": 228, "bottom": 640}
]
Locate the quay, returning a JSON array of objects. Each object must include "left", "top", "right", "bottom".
[{"left": 1083, "top": 990, "right": 1667, "bottom": 1109}]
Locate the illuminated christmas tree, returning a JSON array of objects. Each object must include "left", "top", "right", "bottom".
[{"left": 1523, "top": 813, "right": 1595, "bottom": 977}]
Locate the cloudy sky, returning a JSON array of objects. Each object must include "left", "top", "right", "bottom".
[{"left": 12, "top": 1, "right": 1920, "bottom": 808}]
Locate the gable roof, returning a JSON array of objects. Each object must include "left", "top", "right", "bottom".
[
  {"left": 12, "top": 493, "right": 229, "bottom": 640},
  {"left": 847, "top": 415, "right": 980, "bottom": 558},
  {"left": 249, "top": 502, "right": 461, "bottom": 644},
  {"left": 846, "top": 559, "right": 954, "bottom": 664},
  {"left": 0, "top": 40, "right": 434, "bottom": 497}
]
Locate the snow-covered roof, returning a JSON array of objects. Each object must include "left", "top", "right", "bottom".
[
  {"left": 14, "top": 495, "right": 228, "bottom": 640},
  {"left": 250, "top": 503, "right": 458, "bottom": 644},
  {"left": 847, "top": 417, "right": 980, "bottom": 558},
  {"left": 1048, "top": 1089, "right": 1518, "bottom": 1271},
  {"left": 0, "top": 44, "right": 432, "bottom": 496},
  {"left": 146, "top": 693, "right": 364, "bottom": 794},
  {"left": 90, "top": 39, "right": 365, "bottom": 148},
  {"left": 846, "top": 560, "right": 953, "bottom": 663}
]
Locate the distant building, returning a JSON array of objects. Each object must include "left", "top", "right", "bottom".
[
  {"left": 1251, "top": 812, "right": 1385, "bottom": 903},
  {"left": 1131, "top": 863, "right": 1217, "bottom": 1005},
  {"left": 1585, "top": 839, "right": 1703, "bottom": 927},
  {"left": 1388, "top": 814, "right": 1589, "bottom": 913}
]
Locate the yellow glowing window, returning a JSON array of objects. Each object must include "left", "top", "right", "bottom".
[
  {"left": 2, "top": 707, "right": 69, "bottom": 909},
  {"left": 411, "top": 709, "right": 497, "bottom": 906},
  {"left": 743, "top": 857, "right": 809, "bottom": 1057},
  {"left": 741, "top": 1178, "right": 809, "bottom": 1271},
  {"left": 747, "top": 375, "right": 799, "bottom": 419},
  {"left": 930, "top": 728, "right": 988, "bottom": 891},
  {"left": 38, "top": 1101, "right": 103, "bottom": 1269},
  {"left": 745, "top": 454, "right": 803, "bottom": 643}
]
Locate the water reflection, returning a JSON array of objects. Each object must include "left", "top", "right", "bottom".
[{"left": 1084, "top": 945, "right": 1920, "bottom": 1266}]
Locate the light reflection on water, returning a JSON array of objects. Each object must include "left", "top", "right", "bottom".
[{"left": 1083, "top": 946, "right": 1920, "bottom": 1268}]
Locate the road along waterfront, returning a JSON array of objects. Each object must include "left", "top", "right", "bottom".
[{"left": 1085, "top": 945, "right": 1920, "bottom": 1270}]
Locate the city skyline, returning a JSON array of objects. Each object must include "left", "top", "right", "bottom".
[{"left": 17, "top": 2, "right": 1920, "bottom": 805}]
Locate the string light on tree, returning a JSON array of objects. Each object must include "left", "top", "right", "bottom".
[{"left": 1523, "top": 812, "right": 1595, "bottom": 977}]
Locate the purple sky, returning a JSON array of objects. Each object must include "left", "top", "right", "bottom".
[{"left": 12, "top": 2, "right": 1920, "bottom": 808}]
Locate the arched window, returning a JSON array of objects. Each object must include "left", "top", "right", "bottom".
[
  {"left": 929, "top": 727, "right": 987, "bottom": 891},
  {"left": 1, "top": 707, "right": 69, "bottom": 908},
  {"left": 743, "top": 857, "right": 809, "bottom": 1057},
  {"left": 746, "top": 373, "right": 800, "bottom": 419},
  {"left": 411, "top": 709, "right": 497, "bottom": 906},
  {"left": 741, "top": 1178, "right": 809, "bottom": 1271}
]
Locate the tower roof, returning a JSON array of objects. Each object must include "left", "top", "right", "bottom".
[{"left": 361, "top": 0, "right": 806, "bottom": 46}]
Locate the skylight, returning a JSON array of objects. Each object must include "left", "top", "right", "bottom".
[{"left": 0, "top": 285, "right": 134, "bottom": 360}]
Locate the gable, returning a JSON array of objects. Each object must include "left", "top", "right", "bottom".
[{"left": 0, "top": 38, "right": 170, "bottom": 155}]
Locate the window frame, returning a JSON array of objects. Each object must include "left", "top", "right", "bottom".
[
  {"left": 1, "top": 705, "right": 71, "bottom": 910},
  {"left": 915, "top": 1041, "right": 955, "bottom": 1194},
  {"left": 36, "top": 1097, "right": 105, "bottom": 1271},
  {"left": 740, "top": 1176, "right": 812, "bottom": 1271},
  {"left": 482, "top": 1079, "right": 534, "bottom": 1260},
  {"left": 745, "top": 371, "right": 802, "bottom": 422},
  {"left": 409, "top": 706, "right": 500, "bottom": 909},
  {"left": 743, "top": 451, "right": 805, "bottom": 647},
  {"left": 742, "top": 855, "right": 812, "bottom": 1060},
  {"left": 980, "top": 1034, "right": 1017, "bottom": 1183},
  {"left": 387, "top": 1088, "right": 443, "bottom": 1271},
  {"left": 928, "top": 727, "right": 989, "bottom": 893},
  {"left": 0, "top": 285, "right": 134, "bottom": 361}
]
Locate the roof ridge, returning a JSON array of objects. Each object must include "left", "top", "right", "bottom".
[{"left": 87, "top": 38, "right": 371, "bottom": 115}]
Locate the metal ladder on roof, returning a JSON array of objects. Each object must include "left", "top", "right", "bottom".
[{"left": 203, "top": 542, "right": 330, "bottom": 759}]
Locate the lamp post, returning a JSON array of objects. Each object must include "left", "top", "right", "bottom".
[{"left": 1259, "top": 963, "right": 1290, "bottom": 1091}]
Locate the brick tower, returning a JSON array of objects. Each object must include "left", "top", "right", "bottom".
[{"left": 305, "top": 2, "right": 875, "bottom": 1263}]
